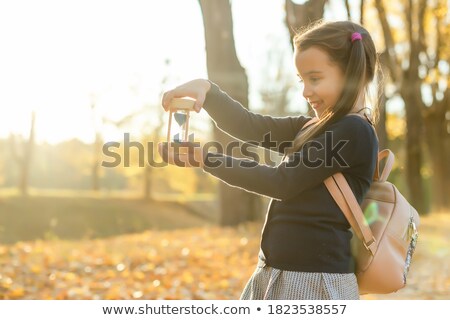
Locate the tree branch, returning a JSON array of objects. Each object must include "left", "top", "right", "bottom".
[
  {"left": 360, "top": 0, "right": 365, "bottom": 25},
  {"left": 344, "top": 0, "right": 351, "bottom": 20},
  {"left": 374, "top": 0, "right": 400, "bottom": 84}
]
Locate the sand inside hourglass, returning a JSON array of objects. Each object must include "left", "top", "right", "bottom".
[{"left": 173, "top": 111, "right": 188, "bottom": 142}]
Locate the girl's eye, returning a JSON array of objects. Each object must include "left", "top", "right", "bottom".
[{"left": 311, "top": 78, "right": 320, "bottom": 83}]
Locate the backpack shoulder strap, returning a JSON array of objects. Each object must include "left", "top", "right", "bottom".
[
  {"left": 377, "top": 149, "right": 395, "bottom": 182},
  {"left": 323, "top": 149, "right": 394, "bottom": 256},
  {"left": 324, "top": 173, "right": 377, "bottom": 255}
]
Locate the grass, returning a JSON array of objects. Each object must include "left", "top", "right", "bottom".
[{"left": 0, "top": 192, "right": 213, "bottom": 244}]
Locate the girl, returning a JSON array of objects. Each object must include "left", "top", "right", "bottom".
[{"left": 159, "top": 20, "right": 380, "bottom": 300}]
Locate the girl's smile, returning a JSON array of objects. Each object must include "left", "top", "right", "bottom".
[{"left": 309, "top": 100, "right": 323, "bottom": 109}]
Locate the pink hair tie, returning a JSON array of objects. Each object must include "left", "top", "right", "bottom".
[{"left": 351, "top": 32, "right": 362, "bottom": 43}]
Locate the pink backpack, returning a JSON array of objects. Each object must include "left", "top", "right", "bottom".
[{"left": 324, "top": 149, "right": 420, "bottom": 294}]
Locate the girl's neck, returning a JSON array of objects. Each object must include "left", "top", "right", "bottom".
[
  {"left": 350, "top": 92, "right": 366, "bottom": 114},
  {"left": 316, "top": 93, "right": 367, "bottom": 119}
]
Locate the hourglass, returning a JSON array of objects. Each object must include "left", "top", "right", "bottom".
[
  {"left": 160, "top": 97, "right": 199, "bottom": 165},
  {"left": 166, "top": 97, "right": 195, "bottom": 145}
]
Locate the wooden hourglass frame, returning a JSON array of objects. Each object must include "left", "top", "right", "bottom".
[{"left": 166, "top": 98, "right": 196, "bottom": 143}]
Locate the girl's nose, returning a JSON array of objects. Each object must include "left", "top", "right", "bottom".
[{"left": 302, "top": 84, "right": 313, "bottom": 99}]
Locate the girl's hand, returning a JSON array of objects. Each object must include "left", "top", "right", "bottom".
[
  {"left": 158, "top": 142, "right": 207, "bottom": 168},
  {"left": 161, "top": 79, "right": 212, "bottom": 113}
]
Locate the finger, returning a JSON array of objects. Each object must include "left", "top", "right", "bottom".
[
  {"left": 194, "top": 92, "right": 205, "bottom": 113},
  {"left": 161, "top": 91, "right": 174, "bottom": 111}
]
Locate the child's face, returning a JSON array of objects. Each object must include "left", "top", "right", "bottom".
[{"left": 294, "top": 46, "right": 345, "bottom": 118}]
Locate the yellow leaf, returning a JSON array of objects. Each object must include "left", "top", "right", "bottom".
[
  {"left": 63, "top": 272, "right": 77, "bottom": 281},
  {"left": 9, "top": 287, "right": 25, "bottom": 299},
  {"left": 133, "top": 271, "right": 146, "bottom": 281},
  {"left": 30, "top": 265, "right": 42, "bottom": 274}
]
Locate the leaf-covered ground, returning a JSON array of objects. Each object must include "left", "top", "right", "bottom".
[{"left": 0, "top": 214, "right": 449, "bottom": 299}]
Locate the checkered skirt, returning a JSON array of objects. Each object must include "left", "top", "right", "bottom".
[{"left": 240, "top": 263, "right": 360, "bottom": 300}]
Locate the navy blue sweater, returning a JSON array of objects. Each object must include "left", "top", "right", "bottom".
[{"left": 202, "top": 82, "right": 378, "bottom": 273}]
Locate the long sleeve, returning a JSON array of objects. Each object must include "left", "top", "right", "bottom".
[
  {"left": 203, "top": 115, "right": 378, "bottom": 201},
  {"left": 203, "top": 82, "right": 311, "bottom": 154}
]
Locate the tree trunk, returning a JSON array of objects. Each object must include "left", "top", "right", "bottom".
[
  {"left": 360, "top": 0, "right": 365, "bottom": 25},
  {"left": 376, "top": 51, "right": 389, "bottom": 150},
  {"left": 19, "top": 112, "right": 36, "bottom": 196},
  {"left": 144, "top": 165, "right": 152, "bottom": 200},
  {"left": 92, "top": 132, "right": 101, "bottom": 191},
  {"left": 344, "top": 0, "right": 351, "bottom": 20},
  {"left": 144, "top": 119, "right": 164, "bottom": 201},
  {"left": 90, "top": 94, "right": 101, "bottom": 192},
  {"left": 199, "top": 0, "right": 261, "bottom": 226},
  {"left": 423, "top": 88, "right": 450, "bottom": 212},
  {"left": 421, "top": 2, "right": 450, "bottom": 212},
  {"left": 285, "top": 0, "right": 328, "bottom": 48},
  {"left": 445, "top": 88, "right": 450, "bottom": 204},
  {"left": 401, "top": 0, "right": 427, "bottom": 214},
  {"left": 400, "top": 77, "right": 426, "bottom": 214}
]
